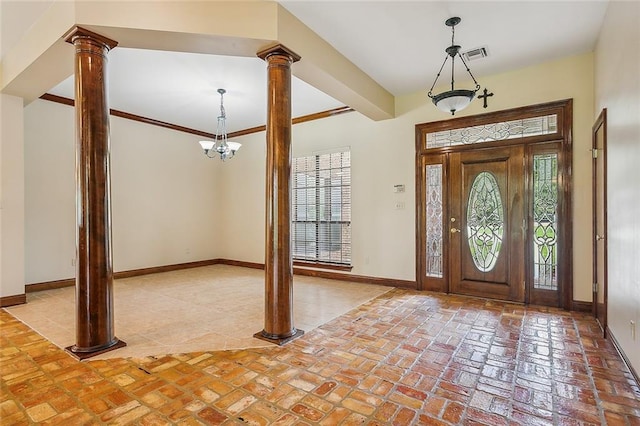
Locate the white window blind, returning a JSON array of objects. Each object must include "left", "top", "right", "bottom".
[{"left": 292, "top": 149, "right": 351, "bottom": 265}]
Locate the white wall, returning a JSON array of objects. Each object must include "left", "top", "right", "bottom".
[
  {"left": 220, "top": 111, "right": 416, "bottom": 280},
  {"left": 220, "top": 52, "right": 595, "bottom": 298},
  {"left": 24, "top": 99, "right": 75, "bottom": 283},
  {"left": 110, "top": 112, "right": 221, "bottom": 271},
  {"left": 24, "top": 99, "right": 222, "bottom": 283},
  {"left": 218, "top": 133, "right": 266, "bottom": 264},
  {"left": 594, "top": 1, "right": 640, "bottom": 373},
  {"left": 0, "top": 94, "right": 25, "bottom": 298}
]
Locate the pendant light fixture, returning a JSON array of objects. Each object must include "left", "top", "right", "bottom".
[
  {"left": 199, "top": 88, "right": 241, "bottom": 161},
  {"left": 428, "top": 17, "right": 482, "bottom": 115}
]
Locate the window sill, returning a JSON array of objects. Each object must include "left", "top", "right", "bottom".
[{"left": 293, "top": 260, "right": 353, "bottom": 272}]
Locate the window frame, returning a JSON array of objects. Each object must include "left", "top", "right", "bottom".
[{"left": 291, "top": 149, "right": 352, "bottom": 269}]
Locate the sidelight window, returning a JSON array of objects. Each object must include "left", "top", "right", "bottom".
[
  {"left": 425, "top": 164, "right": 444, "bottom": 277},
  {"left": 532, "top": 153, "right": 559, "bottom": 290}
]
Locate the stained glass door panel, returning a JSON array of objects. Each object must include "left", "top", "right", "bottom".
[{"left": 449, "top": 146, "right": 526, "bottom": 302}]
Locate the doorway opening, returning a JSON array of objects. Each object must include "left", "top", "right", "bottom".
[{"left": 415, "top": 100, "right": 573, "bottom": 309}]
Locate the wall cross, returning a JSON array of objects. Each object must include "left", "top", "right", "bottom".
[{"left": 478, "top": 88, "right": 494, "bottom": 109}]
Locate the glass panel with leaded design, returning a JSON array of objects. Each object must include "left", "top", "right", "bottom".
[
  {"left": 533, "top": 154, "right": 558, "bottom": 290},
  {"left": 426, "top": 114, "right": 557, "bottom": 149},
  {"left": 425, "top": 164, "right": 443, "bottom": 277},
  {"left": 466, "top": 172, "right": 504, "bottom": 272}
]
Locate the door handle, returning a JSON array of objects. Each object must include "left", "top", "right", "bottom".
[
  {"left": 596, "top": 235, "right": 605, "bottom": 241},
  {"left": 450, "top": 227, "right": 461, "bottom": 233}
]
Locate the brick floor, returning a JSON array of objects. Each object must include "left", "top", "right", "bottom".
[{"left": 2, "top": 289, "right": 639, "bottom": 425}]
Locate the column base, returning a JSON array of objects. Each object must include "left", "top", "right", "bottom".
[
  {"left": 253, "top": 329, "right": 304, "bottom": 346},
  {"left": 64, "top": 338, "right": 126, "bottom": 360}
]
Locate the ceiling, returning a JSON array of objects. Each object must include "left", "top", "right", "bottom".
[{"left": 47, "top": 1, "right": 609, "bottom": 135}]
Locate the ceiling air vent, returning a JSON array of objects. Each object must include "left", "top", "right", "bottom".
[{"left": 462, "top": 46, "right": 489, "bottom": 62}]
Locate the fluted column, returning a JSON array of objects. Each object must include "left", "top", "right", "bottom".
[
  {"left": 254, "top": 44, "right": 304, "bottom": 345},
  {"left": 64, "top": 27, "right": 125, "bottom": 359}
]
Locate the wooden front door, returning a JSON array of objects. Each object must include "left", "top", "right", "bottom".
[
  {"left": 449, "top": 146, "right": 525, "bottom": 302},
  {"left": 416, "top": 100, "right": 573, "bottom": 309}
]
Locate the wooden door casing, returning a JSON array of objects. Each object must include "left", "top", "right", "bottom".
[{"left": 592, "top": 109, "right": 607, "bottom": 336}]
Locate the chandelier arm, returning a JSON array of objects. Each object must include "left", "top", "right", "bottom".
[
  {"left": 457, "top": 53, "right": 481, "bottom": 92},
  {"left": 428, "top": 55, "right": 450, "bottom": 98}
]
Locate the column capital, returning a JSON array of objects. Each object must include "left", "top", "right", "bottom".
[
  {"left": 257, "top": 43, "right": 301, "bottom": 63},
  {"left": 64, "top": 26, "right": 118, "bottom": 50}
]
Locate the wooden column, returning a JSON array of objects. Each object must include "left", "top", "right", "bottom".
[
  {"left": 64, "top": 27, "right": 125, "bottom": 359},
  {"left": 254, "top": 44, "right": 304, "bottom": 345}
]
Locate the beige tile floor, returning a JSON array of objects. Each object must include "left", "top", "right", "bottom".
[{"left": 6, "top": 265, "right": 390, "bottom": 360}]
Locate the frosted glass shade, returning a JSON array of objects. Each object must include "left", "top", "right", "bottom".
[
  {"left": 227, "top": 141, "right": 242, "bottom": 152},
  {"left": 432, "top": 89, "right": 476, "bottom": 115},
  {"left": 199, "top": 140, "right": 215, "bottom": 151}
]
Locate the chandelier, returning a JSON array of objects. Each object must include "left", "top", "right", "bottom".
[
  {"left": 199, "top": 88, "right": 241, "bottom": 161},
  {"left": 428, "top": 17, "right": 481, "bottom": 115}
]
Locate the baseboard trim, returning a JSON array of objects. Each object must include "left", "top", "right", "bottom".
[
  {"left": 216, "top": 258, "right": 416, "bottom": 288},
  {"left": 606, "top": 326, "right": 640, "bottom": 388},
  {"left": 26, "top": 259, "right": 222, "bottom": 293},
  {"left": 0, "top": 294, "right": 27, "bottom": 307},
  {"left": 113, "top": 259, "right": 220, "bottom": 279},
  {"left": 293, "top": 266, "right": 416, "bottom": 289},
  {"left": 215, "top": 259, "right": 264, "bottom": 270},
  {"left": 26, "top": 278, "right": 75, "bottom": 293},
  {"left": 571, "top": 300, "right": 592, "bottom": 313},
  {"left": 27, "top": 259, "right": 600, "bottom": 302},
  {"left": 25, "top": 258, "right": 416, "bottom": 295}
]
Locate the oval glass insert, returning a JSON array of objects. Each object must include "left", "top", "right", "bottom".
[{"left": 466, "top": 172, "right": 504, "bottom": 272}]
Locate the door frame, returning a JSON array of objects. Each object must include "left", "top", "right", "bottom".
[
  {"left": 415, "top": 99, "right": 573, "bottom": 309},
  {"left": 592, "top": 108, "right": 607, "bottom": 335}
]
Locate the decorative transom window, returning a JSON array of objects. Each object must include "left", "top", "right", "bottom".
[
  {"left": 426, "top": 114, "right": 557, "bottom": 148},
  {"left": 292, "top": 149, "right": 351, "bottom": 265}
]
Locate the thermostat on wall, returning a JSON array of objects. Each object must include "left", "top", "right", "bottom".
[{"left": 393, "top": 184, "right": 405, "bottom": 193}]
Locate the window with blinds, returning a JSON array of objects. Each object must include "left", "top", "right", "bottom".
[{"left": 292, "top": 149, "right": 351, "bottom": 265}]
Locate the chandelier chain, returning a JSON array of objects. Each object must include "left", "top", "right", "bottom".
[
  {"left": 219, "top": 90, "right": 226, "bottom": 120},
  {"left": 458, "top": 53, "right": 481, "bottom": 92},
  {"left": 428, "top": 55, "right": 450, "bottom": 98}
]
